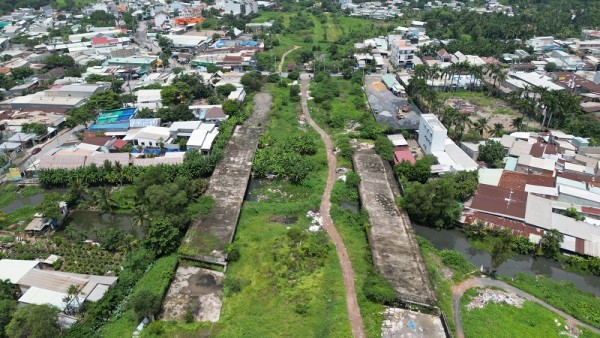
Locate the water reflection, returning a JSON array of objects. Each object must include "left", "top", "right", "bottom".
[{"left": 413, "top": 224, "right": 600, "bottom": 296}]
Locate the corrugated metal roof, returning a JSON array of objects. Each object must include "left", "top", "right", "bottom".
[
  {"left": 0, "top": 260, "right": 39, "bottom": 283},
  {"left": 470, "top": 184, "right": 528, "bottom": 219},
  {"left": 18, "top": 286, "right": 69, "bottom": 311}
]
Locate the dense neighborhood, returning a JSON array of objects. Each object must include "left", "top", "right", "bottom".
[{"left": 0, "top": 0, "right": 599, "bottom": 337}]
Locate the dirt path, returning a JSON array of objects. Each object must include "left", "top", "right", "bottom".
[
  {"left": 452, "top": 277, "right": 600, "bottom": 338},
  {"left": 277, "top": 45, "right": 300, "bottom": 73},
  {"left": 300, "top": 74, "right": 366, "bottom": 338}
]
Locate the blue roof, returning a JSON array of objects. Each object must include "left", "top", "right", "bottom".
[
  {"left": 88, "top": 122, "right": 131, "bottom": 131},
  {"left": 504, "top": 157, "right": 518, "bottom": 171}
]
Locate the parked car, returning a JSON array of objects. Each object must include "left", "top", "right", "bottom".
[{"left": 31, "top": 147, "right": 41, "bottom": 155}]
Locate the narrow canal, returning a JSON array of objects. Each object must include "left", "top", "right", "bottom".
[{"left": 413, "top": 224, "right": 600, "bottom": 296}]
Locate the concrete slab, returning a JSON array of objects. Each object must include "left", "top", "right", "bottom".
[
  {"left": 364, "top": 75, "right": 421, "bottom": 130},
  {"left": 181, "top": 93, "right": 272, "bottom": 263},
  {"left": 382, "top": 307, "right": 446, "bottom": 338},
  {"left": 354, "top": 151, "right": 436, "bottom": 305},
  {"left": 161, "top": 266, "right": 224, "bottom": 322}
]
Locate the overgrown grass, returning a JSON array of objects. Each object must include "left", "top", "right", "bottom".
[
  {"left": 461, "top": 288, "right": 572, "bottom": 337},
  {"left": 418, "top": 236, "right": 457, "bottom": 333},
  {"left": 0, "top": 206, "right": 37, "bottom": 229},
  {"left": 216, "top": 83, "right": 351, "bottom": 337},
  {"left": 19, "top": 185, "right": 44, "bottom": 197},
  {"left": 0, "top": 184, "right": 18, "bottom": 208},
  {"left": 141, "top": 321, "right": 213, "bottom": 338},
  {"left": 500, "top": 273, "right": 600, "bottom": 328},
  {"left": 100, "top": 254, "right": 179, "bottom": 338},
  {"left": 186, "top": 195, "right": 215, "bottom": 218}
]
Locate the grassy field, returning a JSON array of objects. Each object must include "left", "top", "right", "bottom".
[
  {"left": 500, "top": 274, "right": 600, "bottom": 329},
  {"left": 214, "top": 84, "right": 351, "bottom": 337},
  {"left": 461, "top": 288, "right": 574, "bottom": 338},
  {"left": 100, "top": 254, "right": 179, "bottom": 338},
  {"left": 141, "top": 321, "right": 213, "bottom": 338}
]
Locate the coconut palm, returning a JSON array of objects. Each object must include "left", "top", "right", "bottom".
[
  {"left": 131, "top": 204, "right": 150, "bottom": 231},
  {"left": 472, "top": 117, "right": 490, "bottom": 136},
  {"left": 93, "top": 187, "right": 116, "bottom": 213},
  {"left": 491, "top": 123, "right": 505, "bottom": 137},
  {"left": 511, "top": 116, "right": 525, "bottom": 132}
]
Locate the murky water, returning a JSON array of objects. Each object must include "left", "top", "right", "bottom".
[
  {"left": 245, "top": 176, "right": 264, "bottom": 202},
  {"left": 413, "top": 224, "right": 600, "bottom": 296},
  {"left": 340, "top": 200, "right": 359, "bottom": 214},
  {"left": 2, "top": 188, "right": 67, "bottom": 213},
  {"left": 63, "top": 210, "right": 142, "bottom": 239}
]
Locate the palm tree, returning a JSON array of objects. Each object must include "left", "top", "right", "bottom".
[
  {"left": 131, "top": 204, "right": 150, "bottom": 231},
  {"left": 453, "top": 113, "right": 472, "bottom": 140},
  {"left": 93, "top": 187, "right": 116, "bottom": 213},
  {"left": 67, "top": 178, "right": 89, "bottom": 205},
  {"left": 511, "top": 116, "right": 525, "bottom": 132},
  {"left": 491, "top": 123, "right": 505, "bottom": 137},
  {"left": 473, "top": 117, "right": 490, "bottom": 136},
  {"left": 64, "top": 285, "right": 82, "bottom": 315}
]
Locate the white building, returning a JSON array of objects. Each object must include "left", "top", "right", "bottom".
[
  {"left": 136, "top": 89, "right": 163, "bottom": 111},
  {"left": 123, "top": 126, "right": 172, "bottom": 148},
  {"left": 390, "top": 39, "right": 416, "bottom": 67},
  {"left": 418, "top": 114, "right": 447, "bottom": 154},
  {"left": 221, "top": 0, "right": 258, "bottom": 16}
]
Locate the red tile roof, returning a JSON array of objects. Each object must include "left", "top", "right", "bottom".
[
  {"left": 393, "top": 150, "right": 415, "bottom": 165},
  {"left": 91, "top": 37, "right": 118, "bottom": 45},
  {"left": 111, "top": 139, "right": 127, "bottom": 149},
  {"left": 529, "top": 142, "right": 558, "bottom": 157},
  {"left": 498, "top": 171, "right": 555, "bottom": 191},
  {"left": 469, "top": 184, "right": 528, "bottom": 219},
  {"left": 464, "top": 211, "right": 541, "bottom": 238},
  {"left": 82, "top": 136, "right": 112, "bottom": 147}
]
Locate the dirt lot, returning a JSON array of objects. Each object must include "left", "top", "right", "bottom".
[
  {"left": 443, "top": 96, "right": 536, "bottom": 138},
  {"left": 161, "top": 266, "right": 224, "bottom": 322}
]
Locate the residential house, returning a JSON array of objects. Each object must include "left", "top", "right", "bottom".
[{"left": 390, "top": 39, "right": 416, "bottom": 67}]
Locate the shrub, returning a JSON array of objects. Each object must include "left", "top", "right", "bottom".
[
  {"left": 363, "top": 270, "right": 397, "bottom": 304},
  {"left": 374, "top": 136, "right": 394, "bottom": 162}
]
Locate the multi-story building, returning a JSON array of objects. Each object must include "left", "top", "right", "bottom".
[
  {"left": 418, "top": 114, "right": 447, "bottom": 154},
  {"left": 390, "top": 39, "right": 416, "bottom": 67}
]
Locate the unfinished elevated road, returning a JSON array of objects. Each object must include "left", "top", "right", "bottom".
[
  {"left": 180, "top": 93, "right": 272, "bottom": 264},
  {"left": 353, "top": 151, "right": 436, "bottom": 305}
]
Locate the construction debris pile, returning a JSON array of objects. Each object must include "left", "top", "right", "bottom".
[
  {"left": 466, "top": 289, "right": 524, "bottom": 310},
  {"left": 306, "top": 210, "right": 323, "bottom": 232}
]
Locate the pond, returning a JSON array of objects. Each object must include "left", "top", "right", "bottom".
[
  {"left": 1, "top": 188, "right": 67, "bottom": 214},
  {"left": 413, "top": 224, "right": 600, "bottom": 296},
  {"left": 62, "top": 210, "right": 142, "bottom": 239}
]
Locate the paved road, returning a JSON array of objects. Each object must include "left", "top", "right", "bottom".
[
  {"left": 452, "top": 277, "right": 600, "bottom": 338},
  {"left": 16, "top": 126, "right": 83, "bottom": 171},
  {"left": 300, "top": 74, "right": 366, "bottom": 338},
  {"left": 277, "top": 46, "right": 300, "bottom": 73}
]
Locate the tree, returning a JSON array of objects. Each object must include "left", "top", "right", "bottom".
[
  {"left": 397, "top": 177, "right": 461, "bottom": 229},
  {"left": 10, "top": 66, "right": 33, "bottom": 80},
  {"left": 92, "top": 187, "right": 116, "bottom": 213},
  {"left": 539, "top": 229, "right": 564, "bottom": 259},
  {"left": 143, "top": 218, "right": 180, "bottom": 256},
  {"left": 394, "top": 155, "right": 436, "bottom": 183},
  {"left": 544, "top": 62, "right": 557, "bottom": 72},
  {"left": 21, "top": 122, "right": 47, "bottom": 136},
  {"left": 490, "top": 230, "right": 513, "bottom": 276},
  {"left": 472, "top": 117, "right": 489, "bottom": 137},
  {"left": 44, "top": 54, "right": 75, "bottom": 69},
  {"left": 289, "top": 84, "right": 300, "bottom": 101},
  {"left": 0, "top": 299, "right": 17, "bottom": 337},
  {"left": 240, "top": 72, "right": 262, "bottom": 92},
  {"left": 221, "top": 99, "right": 240, "bottom": 116},
  {"left": 563, "top": 207, "right": 584, "bottom": 221},
  {"left": 130, "top": 290, "right": 161, "bottom": 322},
  {"left": 6, "top": 304, "right": 60, "bottom": 338},
  {"left": 490, "top": 123, "right": 505, "bottom": 137},
  {"left": 478, "top": 140, "right": 505, "bottom": 167},
  {"left": 216, "top": 84, "right": 236, "bottom": 97},
  {"left": 65, "top": 106, "right": 95, "bottom": 127},
  {"left": 511, "top": 116, "right": 525, "bottom": 132},
  {"left": 37, "top": 192, "right": 63, "bottom": 220}
]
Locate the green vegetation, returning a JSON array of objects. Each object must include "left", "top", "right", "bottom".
[
  {"left": 418, "top": 236, "right": 476, "bottom": 334},
  {"left": 397, "top": 171, "right": 478, "bottom": 229},
  {"left": 478, "top": 140, "right": 505, "bottom": 167},
  {"left": 216, "top": 83, "right": 351, "bottom": 336},
  {"left": 99, "top": 254, "right": 178, "bottom": 338},
  {"left": 437, "top": 91, "right": 495, "bottom": 107},
  {"left": 141, "top": 321, "right": 212, "bottom": 338},
  {"left": 500, "top": 274, "right": 600, "bottom": 328},
  {"left": 461, "top": 288, "right": 572, "bottom": 338},
  {"left": 0, "top": 206, "right": 37, "bottom": 230}
]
